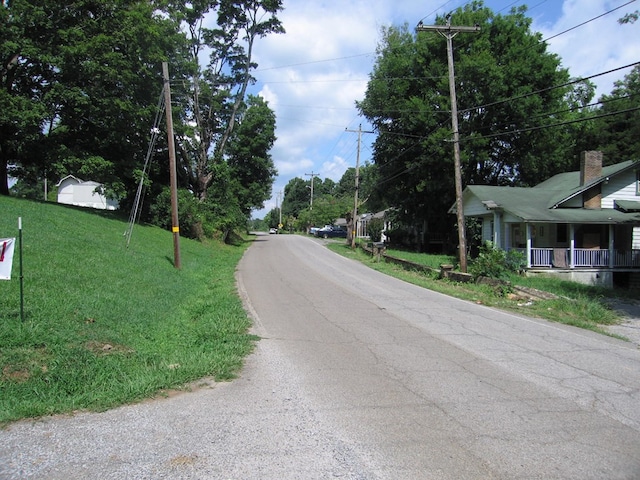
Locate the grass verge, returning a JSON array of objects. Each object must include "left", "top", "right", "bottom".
[{"left": 0, "top": 197, "right": 256, "bottom": 425}]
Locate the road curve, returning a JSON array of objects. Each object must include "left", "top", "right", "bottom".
[{"left": 1, "top": 234, "right": 639, "bottom": 479}]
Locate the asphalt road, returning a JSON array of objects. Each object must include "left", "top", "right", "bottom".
[{"left": 1, "top": 234, "right": 640, "bottom": 479}]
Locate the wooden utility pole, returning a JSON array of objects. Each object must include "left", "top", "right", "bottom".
[
  {"left": 416, "top": 17, "right": 479, "bottom": 273},
  {"left": 162, "top": 62, "right": 181, "bottom": 269},
  {"left": 305, "top": 172, "right": 319, "bottom": 210},
  {"left": 345, "top": 124, "right": 373, "bottom": 249}
]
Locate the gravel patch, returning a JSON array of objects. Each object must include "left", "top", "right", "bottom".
[{"left": 603, "top": 298, "right": 640, "bottom": 348}]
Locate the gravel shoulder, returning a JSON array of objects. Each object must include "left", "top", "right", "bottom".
[{"left": 603, "top": 298, "right": 640, "bottom": 348}]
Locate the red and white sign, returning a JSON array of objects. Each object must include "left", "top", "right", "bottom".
[{"left": 0, "top": 238, "right": 16, "bottom": 280}]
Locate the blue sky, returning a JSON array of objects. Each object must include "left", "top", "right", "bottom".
[{"left": 240, "top": 0, "right": 639, "bottom": 218}]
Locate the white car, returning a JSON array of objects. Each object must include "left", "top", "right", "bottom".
[{"left": 269, "top": 228, "right": 278, "bottom": 234}]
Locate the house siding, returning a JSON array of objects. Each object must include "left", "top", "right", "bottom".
[
  {"left": 465, "top": 196, "right": 490, "bottom": 216},
  {"left": 482, "top": 217, "right": 492, "bottom": 242},
  {"left": 563, "top": 196, "right": 582, "bottom": 208},
  {"left": 602, "top": 170, "right": 638, "bottom": 208}
]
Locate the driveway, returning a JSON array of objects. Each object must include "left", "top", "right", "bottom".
[{"left": 1, "top": 234, "right": 640, "bottom": 479}]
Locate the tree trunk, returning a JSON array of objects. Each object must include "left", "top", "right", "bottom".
[{"left": 0, "top": 157, "right": 9, "bottom": 195}]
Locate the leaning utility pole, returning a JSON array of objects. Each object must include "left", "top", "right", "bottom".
[
  {"left": 305, "top": 172, "right": 319, "bottom": 210},
  {"left": 416, "top": 16, "right": 479, "bottom": 273},
  {"left": 162, "top": 62, "right": 181, "bottom": 269},
  {"left": 345, "top": 124, "right": 373, "bottom": 249}
]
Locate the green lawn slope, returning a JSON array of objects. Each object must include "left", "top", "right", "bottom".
[{"left": 0, "top": 196, "right": 256, "bottom": 424}]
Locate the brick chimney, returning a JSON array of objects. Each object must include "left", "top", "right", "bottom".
[
  {"left": 580, "top": 151, "right": 603, "bottom": 209},
  {"left": 580, "top": 151, "right": 603, "bottom": 185}
]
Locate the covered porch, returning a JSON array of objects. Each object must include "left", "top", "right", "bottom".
[
  {"left": 485, "top": 218, "right": 640, "bottom": 286},
  {"left": 490, "top": 219, "right": 640, "bottom": 268}
]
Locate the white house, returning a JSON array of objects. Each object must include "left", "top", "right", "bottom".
[
  {"left": 56, "top": 175, "right": 119, "bottom": 211},
  {"left": 453, "top": 151, "right": 640, "bottom": 288}
]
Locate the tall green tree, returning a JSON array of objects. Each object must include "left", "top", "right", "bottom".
[
  {"left": 168, "top": 0, "right": 284, "bottom": 201},
  {"left": 281, "top": 177, "right": 311, "bottom": 218},
  {"left": 227, "top": 94, "right": 278, "bottom": 216},
  {"left": 335, "top": 162, "right": 385, "bottom": 213},
  {"left": 1, "top": 0, "right": 185, "bottom": 199},
  {"left": 357, "top": 1, "right": 579, "bottom": 247},
  {"left": 0, "top": 0, "right": 56, "bottom": 195},
  {"left": 583, "top": 64, "right": 640, "bottom": 161}
]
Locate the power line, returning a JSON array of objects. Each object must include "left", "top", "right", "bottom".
[
  {"left": 459, "top": 105, "right": 640, "bottom": 143},
  {"left": 255, "top": 52, "right": 374, "bottom": 72},
  {"left": 459, "top": 61, "right": 640, "bottom": 114},
  {"left": 542, "top": 0, "right": 637, "bottom": 43}
]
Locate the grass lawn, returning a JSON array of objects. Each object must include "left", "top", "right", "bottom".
[
  {"left": 327, "top": 241, "right": 624, "bottom": 335},
  {"left": 0, "top": 196, "right": 256, "bottom": 425}
]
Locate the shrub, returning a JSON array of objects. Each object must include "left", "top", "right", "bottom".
[
  {"left": 469, "top": 241, "right": 526, "bottom": 280},
  {"left": 367, "top": 218, "right": 385, "bottom": 242}
]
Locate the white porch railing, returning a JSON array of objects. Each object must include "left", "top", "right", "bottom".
[{"left": 521, "top": 248, "right": 640, "bottom": 268}]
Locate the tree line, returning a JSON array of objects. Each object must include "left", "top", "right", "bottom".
[
  {"left": 271, "top": 1, "right": 639, "bottom": 252},
  {"left": 2, "top": 0, "right": 283, "bottom": 241}
]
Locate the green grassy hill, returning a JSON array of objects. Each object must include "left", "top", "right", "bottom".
[{"left": 0, "top": 196, "right": 255, "bottom": 424}]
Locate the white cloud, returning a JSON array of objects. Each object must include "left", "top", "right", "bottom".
[
  {"left": 532, "top": 0, "right": 639, "bottom": 98},
  {"left": 248, "top": 0, "right": 640, "bottom": 218},
  {"left": 321, "top": 155, "right": 350, "bottom": 181}
]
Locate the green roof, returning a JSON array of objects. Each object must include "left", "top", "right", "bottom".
[
  {"left": 534, "top": 160, "right": 636, "bottom": 208},
  {"left": 462, "top": 160, "right": 640, "bottom": 224},
  {"left": 616, "top": 200, "right": 640, "bottom": 213}
]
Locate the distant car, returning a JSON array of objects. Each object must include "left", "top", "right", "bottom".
[
  {"left": 269, "top": 228, "right": 277, "bottom": 234},
  {"left": 314, "top": 225, "right": 347, "bottom": 239}
]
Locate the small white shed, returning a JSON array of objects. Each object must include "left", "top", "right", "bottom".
[{"left": 56, "top": 175, "right": 119, "bottom": 211}]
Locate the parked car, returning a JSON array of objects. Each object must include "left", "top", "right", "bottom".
[
  {"left": 314, "top": 225, "right": 347, "bottom": 238},
  {"left": 309, "top": 225, "right": 331, "bottom": 236}
]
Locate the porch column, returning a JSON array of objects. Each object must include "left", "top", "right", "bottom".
[
  {"left": 609, "top": 224, "right": 614, "bottom": 268},
  {"left": 493, "top": 211, "right": 502, "bottom": 247},
  {"left": 569, "top": 224, "right": 575, "bottom": 269},
  {"left": 504, "top": 222, "right": 511, "bottom": 251},
  {"left": 526, "top": 223, "right": 532, "bottom": 268}
]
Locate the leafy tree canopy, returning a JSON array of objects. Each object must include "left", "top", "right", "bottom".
[
  {"left": 581, "top": 64, "right": 640, "bottom": 161},
  {"left": 1, "top": 0, "right": 183, "bottom": 197},
  {"left": 357, "top": 0, "right": 581, "bottom": 244}
]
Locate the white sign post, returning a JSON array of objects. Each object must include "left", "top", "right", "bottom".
[
  {"left": 19, "top": 217, "right": 24, "bottom": 321},
  {"left": 1, "top": 217, "right": 24, "bottom": 320}
]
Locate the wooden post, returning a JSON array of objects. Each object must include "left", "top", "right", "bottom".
[{"left": 162, "top": 62, "right": 181, "bottom": 269}]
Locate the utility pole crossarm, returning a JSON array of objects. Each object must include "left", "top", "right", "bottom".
[{"left": 416, "top": 23, "right": 481, "bottom": 34}]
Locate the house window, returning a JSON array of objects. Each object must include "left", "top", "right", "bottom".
[{"left": 557, "top": 224, "right": 568, "bottom": 243}]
